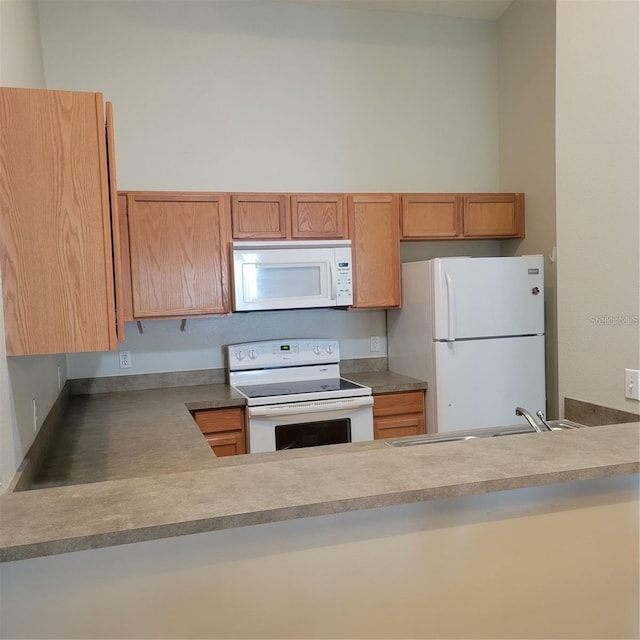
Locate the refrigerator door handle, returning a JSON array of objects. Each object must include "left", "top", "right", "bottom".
[{"left": 445, "top": 272, "right": 455, "bottom": 341}]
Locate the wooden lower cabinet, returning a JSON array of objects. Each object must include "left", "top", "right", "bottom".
[
  {"left": 192, "top": 407, "right": 246, "bottom": 457},
  {"left": 373, "top": 390, "right": 426, "bottom": 440}
]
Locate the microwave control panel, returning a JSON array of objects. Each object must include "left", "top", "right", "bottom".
[{"left": 335, "top": 246, "right": 353, "bottom": 305}]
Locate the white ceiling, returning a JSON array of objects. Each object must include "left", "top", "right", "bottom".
[{"left": 273, "top": 0, "right": 515, "bottom": 21}]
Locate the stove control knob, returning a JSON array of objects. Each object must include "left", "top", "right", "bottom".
[
  {"left": 326, "top": 344, "right": 334, "bottom": 354},
  {"left": 248, "top": 350, "right": 257, "bottom": 360},
  {"left": 314, "top": 345, "right": 322, "bottom": 355},
  {"left": 235, "top": 350, "right": 245, "bottom": 361}
]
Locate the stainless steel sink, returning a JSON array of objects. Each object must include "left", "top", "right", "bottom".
[
  {"left": 386, "top": 420, "right": 587, "bottom": 447},
  {"left": 544, "top": 419, "right": 585, "bottom": 430}
]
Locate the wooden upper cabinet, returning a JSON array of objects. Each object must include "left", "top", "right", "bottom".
[
  {"left": 290, "top": 194, "right": 346, "bottom": 239},
  {"left": 230, "top": 193, "right": 289, "bottom": 239},
  {"left": 117, "top": 194, "right": 135, "bottom": 323},
  {"left": 126, "top": 192, "right": 231, "bottom": 318},
  {"left": 462, "top": 193, "right": 524, "bottom": 238},
  {"left": 230, "top": 193, "right": 347, "bottom": 240},
  {"left": 399, "top": 193, "right": 524, "bottom": 240},
  {"left": 401, "top": 194, "right": 462, "bottom": 239},
  {"left": 0, "top": 87, "right": 120, "bottom": 355},
  {"left": 347, "top": 194, "right": 401, "bottom": 309}
]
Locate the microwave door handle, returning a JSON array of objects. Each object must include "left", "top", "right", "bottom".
[{"left": 330, "top": 262, "right": 337, "bottom": 301}]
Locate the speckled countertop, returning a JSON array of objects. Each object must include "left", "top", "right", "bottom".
[
  {"left": 30, "top": 371, "right": 425, "bottom": 488},
  {"left": 0, "top": 372, "right": 638, "bottom": 563}
]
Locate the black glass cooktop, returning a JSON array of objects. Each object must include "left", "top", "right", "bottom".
[{"left": 236, "top": 377, "right": 364, "bottom": 399}]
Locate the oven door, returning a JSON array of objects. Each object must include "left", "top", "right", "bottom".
[{"left": 247, "top": 396, "right": 374, "bottom": 453}]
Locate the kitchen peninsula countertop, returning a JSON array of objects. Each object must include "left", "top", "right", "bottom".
[{"left": 0, "top": 373, "right": 637, "bottom": 563}]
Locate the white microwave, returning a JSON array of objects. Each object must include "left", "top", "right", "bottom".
[{"left": 232, "top": 240, "right": 353, "bottom": 311}]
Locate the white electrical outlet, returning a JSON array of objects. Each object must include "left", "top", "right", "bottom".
[
  {"left": 370, "top": 336, "right": 381, "bottom": 352},
  {"left": 32, "top": 398, "right": 38, "bottom": 431},
  {"left": 624, "top": 368, "right": 639, "bottom": 400},
  {"left": 119, "top": 350, "right": 132, "bottom": 369}
]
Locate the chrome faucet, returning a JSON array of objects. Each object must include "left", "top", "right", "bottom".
[
  {"left": 535, "top": 410, "right": 552, "bottom": 431},
  {"left": 515, "top": 406, "right": 547, "bottom": 432}
]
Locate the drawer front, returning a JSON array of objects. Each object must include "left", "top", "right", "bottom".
[
  {"left": 206, "top": 431, "right": 247, "bottom": 456},
  {"left": 374, "top": 415, "right": 425, "bottom": 439},
  {"left": 373, "top": 391, "right": 425, "bottom": 417},
  {"left": 194, "top": 407, "right": 245, "bottom": 434}
]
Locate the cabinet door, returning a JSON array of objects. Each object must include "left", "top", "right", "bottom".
[
  {"left": 462, "top": 194, "right": 524, "bottom": 238},
  {"left": 347, "top": 195, "right": 401, "bottom": 309},
  {"left": 373, "top": 391, "right": 426, "bottom": 440},
  {"left": 117, "top": 194, "right": 134, "bottom": 323},
  {"left": 401, "top": 194, "right": 462, "bottom": 239},
  {"left": 193, "top": 407, "right": 246, "bottom": 457},
  {"left": 0, "top": 87, "right": 118, "bottom": 355},
  {"left": 290, "top": 194, "right": 347, "bottom": 239},
  {"left": 105, "top": 102, "right": 126, "bottom": 342},
  {"left": 127, "top": 192, "right": 231, "bottom": 317},
  {"left": 230, "top": 193, "right": 289, "bottom": 239},
  {"left": 205, "top": 431, "right": 246, "bottom": 457}
]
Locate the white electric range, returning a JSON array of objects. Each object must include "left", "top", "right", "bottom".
[{"left": 227, "top": 339, "right": 373, "bottom": 453}]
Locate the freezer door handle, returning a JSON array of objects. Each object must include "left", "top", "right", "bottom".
[{"left": 445, "top": 272, "right": 455, "bottom": 341}]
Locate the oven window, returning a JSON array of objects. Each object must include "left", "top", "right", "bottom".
[{"left": 275, "top": 418, "right": 351, "bottom": 450}]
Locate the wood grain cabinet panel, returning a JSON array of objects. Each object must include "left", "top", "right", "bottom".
[
  {"left": 462, "top": 194, "right": 524, "bottom": 238},
  {"left": 399, "top": 193, "right": 524, "bottom": 240},
  {"left": 193, "top": 407, "right": 246, "bottom": 457},
  {"left": 230, "top": 193, "right": 289, "bottom": 239},
  {"left": 231, "top": 193, "right": 347, "bottom": 240},
  {"left": 401, "top": 194, "right": 462, "bottom": 239},
  {"left": 117, "top": 194, "right": 134, "bottom": 323},
  {"left": 373, "top": 390, "right": 426, "bottom": 440},
  {"left": 290, "top": 194, "right": 347, "bottom": 239},
  {"left": 126, "top": 192, "right": 231, "bottom": 318},
  {"left": 347, "top": 194, "right": 401, "bottom": 309},
  {"left": 0, "top": 87, "right": 122, "bottom": 355}
]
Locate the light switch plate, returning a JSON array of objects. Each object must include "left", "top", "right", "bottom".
[{"left": 624, "top": 368, "right": 639, "bottom": 400}]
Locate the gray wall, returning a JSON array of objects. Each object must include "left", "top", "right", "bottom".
[
  {"left": 498, "top": 0, "right": 557, "bottom": 416},
  {"left": 35, "top": 0, "right": 504, "bottom": 379},
  {"left": 556, "top": 0, "right": 639, "bottom": 415}
]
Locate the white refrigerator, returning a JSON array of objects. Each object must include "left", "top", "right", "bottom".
[{"left": 387, "top": 256, "right": 546, "bottom": 433}]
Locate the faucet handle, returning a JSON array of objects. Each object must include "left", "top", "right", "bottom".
[{"left": 535, "top": 410, "right": 552, "bottom": 431}]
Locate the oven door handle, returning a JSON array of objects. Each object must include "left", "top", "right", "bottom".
[{"left": 248, "top": 396, "right": 373, "bottom": 417}]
